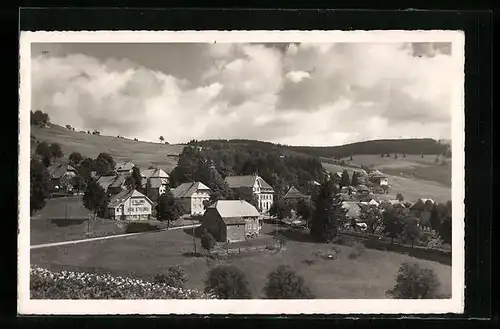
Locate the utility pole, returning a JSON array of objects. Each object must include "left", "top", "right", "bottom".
[{"left": 65, "top": 203, "right": 68, "bottom": 220}]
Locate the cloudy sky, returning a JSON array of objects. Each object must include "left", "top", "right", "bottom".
[{"left": 31, "top": 42, "right": 456, "bottom": 146}]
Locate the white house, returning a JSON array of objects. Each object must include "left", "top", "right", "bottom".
[
  {"left": 108, "top": 189, "right": 154, "bottom": 221},
  {"left": 171, "top": 182, "right": 212, "bottom": 216},
  {"left": 224, "top": 175, "right": 274, "bottom": 214}
]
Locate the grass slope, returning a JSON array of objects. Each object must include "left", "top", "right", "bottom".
[
  {"left": 31, "top": 226, "right": 451, "bottom": 299},
  {"left": 31, "top": 124, "right": 184, "bottom": 172}
]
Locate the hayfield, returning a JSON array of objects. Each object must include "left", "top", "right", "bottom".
[
  {"left": 31, "top": 225, "right": 452, "bottom": 299},
  {"left": 31, "top": 124, "right": 185, "bottom": 172},
  {"left": 322, "top": 156, "right": 452, "bottom": 203}
]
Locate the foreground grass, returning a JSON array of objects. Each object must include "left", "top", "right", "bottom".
[{"left": 31, "top": 225, "right": 452, "bottom": 299}]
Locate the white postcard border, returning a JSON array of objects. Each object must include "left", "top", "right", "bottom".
[{"left": 18, "top": 30, "right": 465, "bottom": 315}]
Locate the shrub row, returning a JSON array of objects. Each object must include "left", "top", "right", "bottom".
[{"left": 30, "top": 266, "right": 216, "bottom": 299}]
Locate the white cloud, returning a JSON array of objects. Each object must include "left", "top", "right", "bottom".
[{"left": 31, "top": 42, "right": 456, "bottom": 146}]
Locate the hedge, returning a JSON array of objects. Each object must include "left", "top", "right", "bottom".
[{"left": 30, "top": 266, "right": 216, "bottom": 299}]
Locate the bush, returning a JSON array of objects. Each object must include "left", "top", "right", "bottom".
[
  {"left": 201, "top": 232, "right": 216, "bottom": 253},
  {"left": 153, "top": 265, "right": 188, "bottom": 289},
  {"left": 263, "top": 265, "right": 314, "bottom": 299},
  {"left": 386, "top": 262, "right": 441, "bottom": 299},
  {"left": 30, "top": 266, "right": 214, "bottom": 299},
  {"left": 125, "top": 222, "right": 160, "bottom": 233},
  {"left": 204, "top": 265, "right": 252, "bottom": 299}
]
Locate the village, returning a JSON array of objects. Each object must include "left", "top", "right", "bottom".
[
  {"left": 29, "top": 121, "right": 453, "bottom": 300},
  {"left": 43, "top": 157, "right": 443, "bottom": 244}
]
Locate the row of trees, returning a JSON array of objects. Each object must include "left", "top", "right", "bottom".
[{"left": 174, "top": 143, "right": 326, "bottom": 197}]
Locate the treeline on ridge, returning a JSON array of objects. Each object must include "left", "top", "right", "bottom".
[{"left": 171, "top": 141, "right": 326, "bottom": 197}]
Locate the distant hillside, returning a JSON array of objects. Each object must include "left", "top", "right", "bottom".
[
  {"left": 288, "top": 138, "right": 450, "bottom": 158},
  {"left": 190, "top": 138, "right": 450, "bottom": 159},
  {"left": 30, "top": 124, "right": 184, "bottom": 172}
]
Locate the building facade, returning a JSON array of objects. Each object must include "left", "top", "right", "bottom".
[
  {"left": 141, "top": 168, "right": 170, "bottom": 202},
  {"left": 47, "top": 163, "right": 77, "bottom": 193},
  {"left": 108, "top": 189, "right": 154, "bottom": 220},
  {"left": 171, "top": 181, "right": 212, "bottom": 216},
  {"left": 201, "top": 200, "right": 262, "bottom": 243},
  {"left": 224, "top": 175, "right": 274, "bottom": 214}
]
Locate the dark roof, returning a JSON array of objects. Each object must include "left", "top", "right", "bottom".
[
  {"left": 47, "top": 163, "right": 76, "bottom": 179},
  {"left": 225, "top": 175, "right": 274, "bottom": 191},
  {"left": 284, "top": 186, "right": 305, "bottom": 199},
  {"left": 171, "top": 182, "right": 211, "bottom": 198},
  {"left": 109, "top": 175, "right": 127, "bottom": 189}
]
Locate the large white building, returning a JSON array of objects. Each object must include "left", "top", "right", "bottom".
[{"left": 224, "top": 175, "right": 274, "bottom": 214}]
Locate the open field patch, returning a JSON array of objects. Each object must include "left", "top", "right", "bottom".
[
  {"left": 31, "top": 124, "right": 184, "bottom": 171},
  {"left": 31, "top": 225, "right": 452, "bottom": 299}
]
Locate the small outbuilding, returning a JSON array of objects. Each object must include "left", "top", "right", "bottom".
[{"left": 201, "top": 200, "right": 261, "bottom": 243}]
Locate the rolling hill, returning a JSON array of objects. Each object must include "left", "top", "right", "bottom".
[
  {"left": 30, "top": 125, "right": 451, "bottom": 202},
  {"left": 30, "top": 124, "right": 184, "bottom": 172}
]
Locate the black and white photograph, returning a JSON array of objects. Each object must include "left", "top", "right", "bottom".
[{"left": 18, "top": 31, "right": 465, "bottom": 314}]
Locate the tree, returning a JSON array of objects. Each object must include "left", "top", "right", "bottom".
[
  {"left": 402, "top": 217, "right": 421, "bottom": 248},
  {"left": 439, "top": 215, "right": 452, "bottom": 245},
  {"left": 49, "top": 143, "right": 63, "bottom": 161},
  {"left": 360, "top": 205, "right": 382, "bottom": 235},
  {"left": 310, "top": 181, "right": 347, "bottom": 242},
  {"left": 35, "top": 142, "right": 52, "bottom": 166},
  {"left": 396, "top": 193, "right": 405, "bottom": 202},
  {"left": 296, "top": 198, "right": 313, "bottom": 222},
  {"left": 77, "top": 157, "right": 94, "bottom": 181},
  {"left": 69, "top": 152, "right": 84, "bottom": 166},
  {"left": 387, "top": 262, "right": 441, "bottom": 299},
  {"left": 351, "top": 171, "right": 359, "bottom": 186},
  {"left": 153, "top": 265, "right": 188, "bottom": 289},
  {"left": 340, "top": 169, "right": 350, "bottom": 188},
  {"left": 30, "top": 159, "right": 50, "bottom": 215},
  {"left": 31, "top": 110, "right": 49, "bottom": 126},
  {"left": 83, "top": 179, "right": 109, "bottom": 221},
  {"left": 429, "top": 204, "right": 442, "bottom": 232},
  {"left": 263, "top": 265, "right": 314, "bottom": 299},
  {"left": 93, "top": 153, "right": 115, "bottom": 176},
  {"left": 156, "top": 190, "right": 184, "bottom": 228},
  {"left": 382, "top": 205, "right": 405, "bottom": 244},
  {"left": 159, "top": 136, "right": 164, "bottom": 143},
  {"left": 201, "top": 232, "right": 216, "bottom": 254},
  {"left": 204, "top": 265, "right": 252, "bottom": 299},
  {"left": 70, "top": 175, "right": 87, "bottom": 195},
  {"left": 269, "top": 198, "right": 292, "bottom": 220},
  {"left": 394, "top": 153, "right": 398, "bottom": 159},
  {"left": 125, "top": 166, "right": 142, "bottom": 190}
]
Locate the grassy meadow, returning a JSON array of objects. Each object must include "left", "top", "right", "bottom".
[
  {"left": 31, "top": 124, "right": 185, "bottom": 172},
  {"left": 31, "top": 224, "right": 452, "bottom": 299}
]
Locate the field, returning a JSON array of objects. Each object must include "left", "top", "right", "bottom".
[
  {"left": 31, "top": 224, "right": 452, "bottom": 299},
  {"left": 31, "top": 124, "right": 184, "bottom": 172},
  {"left": 321, "top": 154, "right": 452, "bottom": 203},
  {"left": 30, "top": 197, "right": 195, "bottom": 245}
]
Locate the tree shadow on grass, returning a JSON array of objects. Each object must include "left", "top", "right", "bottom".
[
  {"left": 50, "top": 218, "right": 87, "bottom": 227},
  {"left": 181, "top": 251, "right": 204, "bottom": 258},
  {"left": 183, "top": 226, "right": 205, "bottom": 238}
]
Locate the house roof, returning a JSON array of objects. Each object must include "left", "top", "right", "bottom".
[
  {"left": 109, "top": 174, "right": 127, "bottom": 188},
  {"left": 148, "top": 177, "right": 165, "bottom": 188},
  {"left": 310, "top": 180, "right": 321, "bottom": 186},
  {"left": 208, "top": 200, "right": 260, "bottom": 219},
  {"left": 284, "top": 186, "right": 305, "bottom": 199},
  {"left": 108, "top": 189, "right": 153, "bottom": 208},
  {"left": 96, "top": 175, "right": 116, "bottom": 191},
  {"left": 171, "top": 181, "right": 211, "bottom": 198},
  {"left": 355, "top": 169, "right": 368, "bottom": 176},
  {"left": 225, "top": 175, "right": 274, "bottom": 191},
  {"left": 369, "top": 170, "right": 387, "bottom": 178},
  {"left": 115, "top": 161, "right": 135, "bottom": 172},
  {"left": 220, "top": 217, "right": 246, "bottom": 225},
  {"left": 356, "top": 184, "right": 369, "bottom": 191},
  {"left": 342, "top": 201, "right": 361, "bottom": 219},
  {"left": 47, "top": 163, "right": 76, "bottom": 179},
  {"left": 140, "top": 168, "right": 169, "bottom": 179}
]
